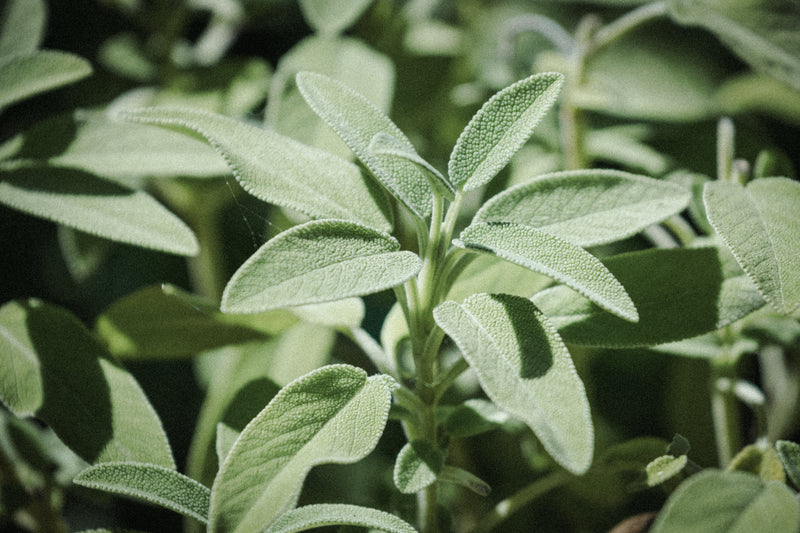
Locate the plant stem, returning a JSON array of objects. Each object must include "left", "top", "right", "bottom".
[
  {"left": 589, "top": 1, "right": 668, "bottom": 54},
  {"left": 710, "top": 338, "right": 742, "bottom": 467}
]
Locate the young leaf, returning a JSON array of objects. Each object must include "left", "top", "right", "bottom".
[
  {"left": 74, "top": 462, "right": 211, "bottom": 524},
  {"left": 122, "top": 107, "right": 392, "bottom": 232},
  {"left": 394, "top": 440, "right": 444, "bottom": 494},
  {"left": 474, "top": 170, "right": 690, "bottom": 247},
  {"left": 457, "top": 223, "right": 638, "bottom": 322},
  {"left": 221, "top": 219, "right": 421, "bottom": 314},
  {"left": 298, "top": 0, "right": 375, "bottom": 36},
  {"left": 434, "top": 293, "right": 593, "bottom": 474},
  {"left": 0, "top": 0, "right": 45, "bottom": 57},
  {"left": 370, "top": 132, "right": 455, "bottom": 199},
  {"left": 442, "top": 398, "right": 512, "bottom": 438},
  {"left": 448, "top": 72, "right": 564, "bottom": 191},
  {"left": 0, "top": 51, "right": 91, "bottom": 110},
  {"left": 704, "top": 177, "right": 800, "bottom": 314},
  {"left": 265, "top": 504, "right": 417, "bottom": 533},
  {"left": 533, "top": 247, "right": 767, "bottom": 347},
  {"left": 776, "top": 440, "right": 800, "bottom": 489},
  {"left": 649, "top": 469, "right": 800, "bottom": 533},
  {"left": 216, "top": 423, "right": 240, "bottom": 466},
  {"left": 0, "top": 300, "right": 174, "bottom": 468},
  {"left": 295, "top": 71, "right": 432, "bottom": 218},
  {"left": 207, "top": 365, "right": 395, "bottom": 533},
  {"left": 645, "top": 455, "right": 688, "bottom": 487},
  {"left": 0, "top": 167, "right": 199, "bottom": 256}
]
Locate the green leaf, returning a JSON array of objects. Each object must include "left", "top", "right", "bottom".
[
  {"left": 221, "top": 219, "right": 421, "bottom": 313},
  {"left": 645, "top": 455, "right": 688, "bottom": 487},
  {"left": 438, "top": 466, "right": 491, "bottom": 496},
  {"left": 474, "top": 170, "right": 690, "bottom": 247},
  {"left": 704, "top": 177, "right": 800, "bottom": 314},
  {"left": 776, "top": 440, "right": 800, "bottom": 489},
  {"left": 0, "top": 51, "right": 91, "bottom": 110},
  {"left": 394, "top": 440, "right": 444, "bottom": 494},
  {"left": 448, "top": 72, "right": 564, "bottom": 191},
  {"left": 74, "top": 462, "right": 210, "bottom": 523},
  {"left": 434, "top": 294, "right": 593, "bottom": 474},
  {"left": 370, "top": 132, "right": 454, "bottom": 199},
  {"left": 94, "top": 284, "right": 268, "bottom": 359},
  {"left": 669, "top": 0, "right": 800, "bottom": 91},
  {"left": 207, "top": 365, "right": 395, "bottom": 533},
  {"left": 585, "top": 126, "right": 671, "bottom": 175},
  {"left": 533, "top": 247, "right": 767, "bottom": 347},
  {"left": 265, "top": 504, "right": 417, "bottom": 533},
  {"left": 0, "top": 300, "right": 174, "bottom": 468},
  {"left": 445, "top": 254, "right": 552, "bottom": 303},
  {"left": 718, "top": 72, "right": 800, "bottom": 126},
  {"left": 298, "top": 0, "right": 375, "bottom": 36},
  {"left": 0, "top": 167, "right": 199, "bottom": 256},
  {"left": 650, "top": 469, "right": 800, "bottom": 533},
  {"left": 442, "top": 398, "right": 512, "bottom": 438},
  {"left": 290, "top": 298, "right": 365, "bottom": 329},
  {"left": 0, "top": 0, "right": 45, "bottom": 57},
  {"left": 123, "top": 107, "right": 392, "bottom": 232},
  {"left": 295, "top": 71, "right": 432, "bottom": 218},
  {"left": 729, "top": 444, "right": 786, "bottom": 483},
  {"left": 457, "top": 223, "right": 638, "bottom": 322}
]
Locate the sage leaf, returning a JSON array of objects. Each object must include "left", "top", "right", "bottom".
[
  {"left": 645, "top": 455, "right": 688, "bottom": 487},
  {"left": 298, "top": 0, "right": 375, "bottom": 36},
  {"left": 457, "top": 223, "right": 638, "bottom": 322},
  {"left": 445, "top": 254, "right": 551, "bottom": 303},
  {"left": 533, "top": 247, "right": 767, "bottom": 347},
  {"left": 0, "top": 0, "right": 45, "bottom": 57},
  {"left": 434, "top": 294, "right": 593, "bottom": 474},
  {"left": 216, "top": 423, "right": 240, "bottom": 466},
  {"left": 0, "top": 300, "right": 174, "bottom": 468},
  {"left": 394, "top": 440, "right": 444, "bottom": 494},
  {"left": 295, "top": 71, "right": 432, "bottom": 218},
  {"left": 370, "top": 132, "right": 454, "bottom": 199},
  {"left": 776, "top": 440, "right": 800, "bottom": 489},
  {"left": 74, "top": 462, "right": 210, "bottom": 523},
  {"left": 0, "top": 167, "right": 199, "bottom": 256},
  {"left": 221, "top": 219, "right": 421, "bottom": 313},
  {"left": 474, "top": 170, "right": 690, "bottom": 247},
  {"left": 0, "top": 51, "right": 91, "bottom": 110},
  {"left": 123, "top": 107, "right": 392, "bottom": 232},
  {"left": 650, "top": 469, "right": 800, "bottom": 533},
  {"left": 443, "top": 398, "right": 512, "bottom": 438},
  {"left": 207, "top": 365, "right": 395, "bottom": 533},
  {"left": 265, "top": 504, "right": 417, "bottom": 533},
  {"left": 448, "top": 72, "right": 564, "bottom": 191},
  {"left": 704, "top": 177, "right": 800, "bottom": 314}
]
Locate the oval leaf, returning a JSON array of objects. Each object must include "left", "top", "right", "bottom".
[
  {"left": 123, "top": 107, "right": 392, "bottom": 232},
  {"left": 777, "top": 440, "right": 800, "bottom": 489},
  {"left": 298, "top": 0, "right": 375, "bottom": 35},
  {"left": 0, "top": 300, "right": 174, "bottom": 468},
  {"left": 393, "top": 440, "right": 444, "bottom": 494},
  {"left": 207, "top": 364, "right": 395, "bottom": 533},
  {"left": 457, "top": 222, "right": 638, "bottom": 322},
  {"left": 0, "top": 0, "right": 45, "bottom": 57},
  {"left": 434, "top": 294, "right": 593, "bottom": 474},
  {"left": 704, "top": 177, "right": 800, "bottom": 314},
  {"left": 0, "top": 167, "right": 199, "bottom": 256},
  {"left": 650, "top": 469, "right": 800, "bottom": 533},
  {"left": 265, "top": 503, "right": 417, "bottom": 533},
  {"left": 295, "top": 71, "right": 432, "bottom": 218},
  {"left": 448, "top": 72, "right": 564, "bottom": 191},
  {"left": 221, "top": 219, "right": 421, "bottom": 313},
  {"left": 0, "top": 51, "right": 91, "bottom": 110},
  {"left": 74, "top": 462, "right": 210, "bottom": 523},
  {"left": 475, "top": 170, "right": 690, "bottom": 247}
]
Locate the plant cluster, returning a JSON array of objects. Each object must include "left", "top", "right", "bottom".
[{"left": 1, "top": 1, "right": 800, "bottom": 532}]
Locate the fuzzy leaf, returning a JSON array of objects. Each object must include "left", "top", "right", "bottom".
[
  {"left": 0, "top": 0, "right": 45, "bottom": 57},
  {"left": 74, "top": 462, "right": 210, "bottom": 523},
  {"left": 0, "top": 300, "right": 174, "bottom": 467},
  {"left": 394, "top": 440, "right": 444, "bottom": 494},
  {"left": 0, "top": 51, "right": 91, "bottom": 110},
  {"left": 704, "top": 177, "right": 800, "bottom": 314},
  {"left": 370, "top": 132, "right": 454, "bottom": 199},
  {"left": 442, "top": 399, "right": 511, "bottom": 438},
  {"left": 445, "top": 254, "right": 552, "bottom": 303},
  {"left": 295, "top": 71, "right": 432, "bottom": 218},
  {"left": 776, "top": 440, "right": 800, "bottom": 489},
  {"left": 265, "top": 504, "right": 417, "bottom": 533},
  {"left": 0, "top": 167, "right": 199, "bottom": 256},
  {"left": 221, "top": 219, "right": 421, "bottom": 313},
  {"left": 533, "top": 247, "right": 767, "bottom": 347},
  {"left": 457, "top": 223, "right": 638, "bottom": 322},
  {"left": 645, "top": 455, "right": 688, "bottom": 487},
  {"left": 448, "top": 72, "right": 564, "bottom": 191},
  {"left": 123, "top": 107, "right": 392, "bottom": 232},
  {"left": 434, "top": 294, "right": 593, "bottom": 474},
  {"left": 298, "top": 0, "right": 375, "bottom": 35},
  {"left": 474, "top": 170, "right": 690, "bottom": 247},
  {"left": 650, "top": 470, "right": 800, "bottom": 533},
  {"left": 207, "top": 365, "right": 395, "bottom": 533}
]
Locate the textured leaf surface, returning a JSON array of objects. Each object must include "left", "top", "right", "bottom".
[
  {"left": 208, "top": 365, "right": 394, "bottom": 533},
  {"left": 393, "top": 440, "right": 443, "bottom": 494},
  {"left": 265, "top": 504, "right": 416, "bottom": 533},
  {"left": 434, "top": 294, "right": 593, "bottom": 474},
  {"left": 645, "top": 455, "right": 687, "bottom": 487},
  {"left": 704, "top": 177, "right": 800, "bottom": 314},
  {"left": 0, "top": 300, "right": 174, "bottom": 467},
  {"left": 296, "top": 71, "right": 432, "bottom": 218},
  {"left": 0, "top": 167, "right": 199, "bottom": 256},
  {"left": 650, "top": 469, "right": 800, "bottom": 533},
  {"left": 449, "top": 72, "right": 563, "bottom": 191},
  {"left": 0, "top": 51, "right": 91, "bottom": 109},
  {"left": 222, "top": 220, "right": 421, "bottom": 313},
  {"left": 123, "top": 107, "right": 391, "bottom": 231},
  {"left": 298, "top": 0, "right": 375, "bottom": 35},
  {"left": 445, "top": 254, "right": 551, "bottom": 303},
  {"left": 776, "top": 440, "right": 800, "bottom": 489},
  {"left": 370, "top": 132, "right": 454, "bottom": 199},
  {"left": 533, "top": 247, "right": 767, "bottom": 347},
  {"left": 457, "top": 223, "right": 638, "bottom": 321},
  {"left": 74, "top": 462, "right": 210, "bottom": 523},
  {"left": 0, "top": 0, "right": 45, "bottom": 57},
  {"left": 475, "top": 170, "right": 690, "bottom": 246}
]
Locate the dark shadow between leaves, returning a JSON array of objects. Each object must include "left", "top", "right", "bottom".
[
  {"left": 2, "top": 166, "right": 135, "bottom": 197},
  {"left": 221, "top": 377, "right": 281, "bottom": 432},
  {"left": 488, "top": 293, "right": 553, "bottom": 379}
]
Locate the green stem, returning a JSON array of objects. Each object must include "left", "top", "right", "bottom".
[
  {"left": 588, "top": 1, "right": 668, "bottom": 54},
  {"left": 710, "top": 342, "right": 742, "bottom": 467},
  {"left": 717, "top": 117, "right": 736, "bottom": 183}
]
